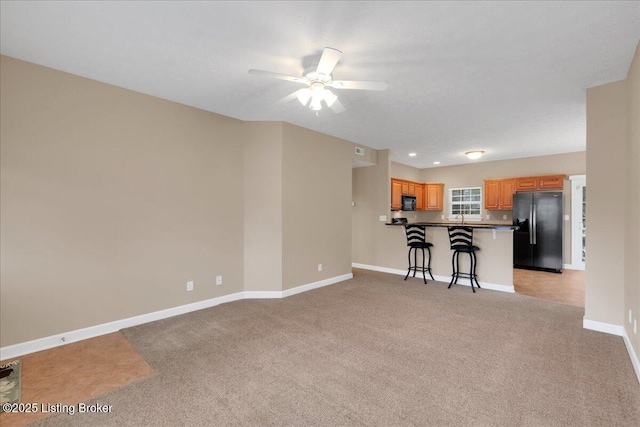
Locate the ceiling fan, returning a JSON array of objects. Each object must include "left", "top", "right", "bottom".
[{"left": 248, "top": 47, "right": 387, "bottom": 114}]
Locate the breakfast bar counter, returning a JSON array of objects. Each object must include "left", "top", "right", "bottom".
[{"left": 369, "top": 222, "right": 515, "bottom": 292}]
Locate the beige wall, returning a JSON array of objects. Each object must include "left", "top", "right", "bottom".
[
  {"left": 243, "top": 122, "right": 283, "bottom": 292},
  {"left": 282, "top": 123, "right": 353, "bottom": 290},
  {"left": 1, "top": 56, "right": 362, "bottom": 348},
  {"left": 0, "top": 56, "right": 245, "bottom": 346},
  {"left": 390, "top": 161, "right": 422, "bottom": 182},
  {"left": 624, "top": 42, "right": 640, "bottom": 356},
  {"left": 418, "top": 152, "right": 586, "bottom": 265},
  {"left": 585, "top": 80, "right": 627, "bottom": 327},
  {"left": 352, "top": 150, "right": 392, "bottom": 267}
]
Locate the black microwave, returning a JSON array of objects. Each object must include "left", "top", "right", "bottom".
[{"left": 402, "top": 195, "right": 416, "bottom": 211}]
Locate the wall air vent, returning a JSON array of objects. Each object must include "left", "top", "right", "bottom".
[{"left": 355, "top": 147, "right": 365, "bottom": 156}]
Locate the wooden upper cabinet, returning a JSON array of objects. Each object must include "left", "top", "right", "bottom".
[
  {"left": 484, "top": 178, "right": 516, "bottom": 210},
  {"left": 539, "top": 175, "right": 564, "bottom": 190},
  {"left": 391, "top": 178, "right": 444, "bottom": 211},
  {"left": 499, "top": 179, "right": 516, "bottom": 209},
  {"left": 486, "top": 174, "right": 564, "bottom": 211},
  {"left": 515, "top": 174, "right": 564, "bottom": 191},
  {"left": 425, "top": 183, "right": 444, "bottom": 210},
  {"left": 515, "top": 177, "right": 539, "bottom": 191},
  {"left": 401, "top": 181, "right": 409, "bottom": 195},
  {"left": 408, "top": 182, "right": 416, "bottom": 196},
  {"left": 484, "top": 180, "right": 500, "bottom": 210},
  {"left": 391, "top": 179, "right": 402, "bottom": 210},
  {"left": 415, "top": 184, "right": 425, "bottom": 210}
]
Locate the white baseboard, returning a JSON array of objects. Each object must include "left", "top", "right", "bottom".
[
  {"left": 623, "top": 329, "right": 640, "bottom": 384},
  {"left": 0, "top": 273, "right": 353, "bottom": 361},
  {"left": 282, "top": 273, "right": 353, "bottom": 297},
  {"left": 582, "top": 318, "right": 626, "bottom": 336},
  {"left": 352, "top": 263, "right": 406, "bottom": 276},
  {"left": 244, "top": 273, "right": 353, "bottom": 299},
  {"left": 563, "top": 263, "right": 585, "bottom": 271},
  {"left": 352, "top": 263, "right": 515, "bottom": 293},
  {"left": 583, "top": 318, "right": 640, "bottom": 384}
]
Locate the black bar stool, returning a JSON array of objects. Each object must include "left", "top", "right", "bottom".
[
  {"left": 447, "top": 226, "right": 481, "bottom": 292},
  {"left": 403, "top": 224, "right": 434, "bottom": 284}
]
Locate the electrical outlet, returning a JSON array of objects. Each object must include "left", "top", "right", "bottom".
[
  {"left": 441, "top": 215, "right": 445, "bottom": 220},
  {"left": 503, "top": 214, "right": 507, "bottom": 220},
  {"left": 318, "top": 264, "right": 323, "bottom": 272},
  {"left": 630, "top": 309, "right": 633, "bottom": 324},
  {"left": 379, "top": 215, "right": 387, "bottom": 222},
  {"left": 187, "top": 281, "right": 194, "bottom": 291},
  {"left": 216, "top": 275, "right": 222, "bottom": 286},
  {"left": 634, "top": 319, "right": 637, "bottom": 335},
  {"left": 486, "top": 214, "right": 490, "bottom": 220}
]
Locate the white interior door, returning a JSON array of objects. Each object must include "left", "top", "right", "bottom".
[{"left": 570, "top": 175, "right": 586, "bottom": 270}]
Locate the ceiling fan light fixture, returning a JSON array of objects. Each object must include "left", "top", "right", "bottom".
[
  {"left": 465, "top": 150, "right": 484, "bottom": 160},
  {"left": 310, "top": 97, "right": 322, "bottom": 111},
  {"left": 323, "top": 89, "right": 337, "bottom": 107},
  {"left": 297, "top": 89, "right": 312, "bottom": 106}
]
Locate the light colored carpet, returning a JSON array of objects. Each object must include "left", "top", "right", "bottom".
[{"left": 33, "top": 269, "right": 640, "bottom": 426}]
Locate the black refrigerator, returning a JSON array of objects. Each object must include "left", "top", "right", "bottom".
[{"left": 513, "top": 192, "right": 563, "bottom": 273}]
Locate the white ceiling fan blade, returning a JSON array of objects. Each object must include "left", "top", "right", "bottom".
[
  {"left": 329, "top": 80, "right": 388, "bottom": 91},
  {"left": 330, "top": 98, "right": 346, "bottom": 114},
  {"left": 248, "top": 69, "right": 308, "bottom": 85},
  {"left": 316, "top": 47, "right": 342, "bottom": 76},
  {"left": 276, "top": 89, "right": 307, "bottom": 105}
]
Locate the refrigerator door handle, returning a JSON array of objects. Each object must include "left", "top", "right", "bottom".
[
  {"left": 532, "top": 205, "right": 537, "bottom": 245},
  {"left": 529, "top": 205, "right": 533, "bottom": 245}
]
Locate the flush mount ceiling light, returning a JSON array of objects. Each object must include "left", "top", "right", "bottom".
[
  {"left": 465, "top": 150, "right": 485, "bottom": 160},
  {"left": 433, "top": 161, "right": 441, "bottom": 165},
  {"left": 408, "top": 152, "right": 417, "bottom": 157},
  {"left": 249, "top": 47, "right": 387, "bottom": 114}
]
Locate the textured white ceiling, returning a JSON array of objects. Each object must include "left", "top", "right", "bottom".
[{"left": 1, "top": 1, "right": 639, "bottom": 168}]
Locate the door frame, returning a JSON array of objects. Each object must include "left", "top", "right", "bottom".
[{"left": 569, "top": 174, "right": 586, "bottom": 270}]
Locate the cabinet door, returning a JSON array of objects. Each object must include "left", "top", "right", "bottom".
[
  {"left": 391, "top": 179, "right": 402, "bottom": 210},
  {"left": 408, "top": 182, "right": 416, "bottom": 196},
  {"left": 425, "top": 183, "right": 444, "bottom": 210},
  {"left": 415, "top": 184, "right": 425, "bottom": 210},
  {"left": 499, "top": 179, "right": 516, "bottom": 209},
  {"left": 401, "top": 181, "right": 409, "bottom": 195},
  {"left": 539, "top": 175, "right": 564, "bottom": 190},
  {"left": 484, "top": 180, "right": 500, "bottom": 210},
  {"left": 516, "top": 177, "right": 539, "bottom": 191}
]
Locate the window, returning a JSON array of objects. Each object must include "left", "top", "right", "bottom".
[{"left": 448, "top": 187, "right": 482, "bottom": 221}]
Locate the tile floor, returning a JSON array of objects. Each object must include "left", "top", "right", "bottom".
[
  {"left": 513, "top": 267, "right": 585, "bottom": 307},
  {"left": 0, "top": 332, "right": 152, "bottom": 427}
]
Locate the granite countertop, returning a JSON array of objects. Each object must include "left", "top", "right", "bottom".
[{"left": 385, "top": 222, "right": 517, "bottom": 230}]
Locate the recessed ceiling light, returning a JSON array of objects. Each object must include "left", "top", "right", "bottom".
[
  {"left": 433, "top": 161, "right": 441, "bottom": 165},
  {"left": 408, "top": 152, "right": 417, "bottom": 157},
  {"left": 465, "top": 150, "right": 485, "bottom": 160}
]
